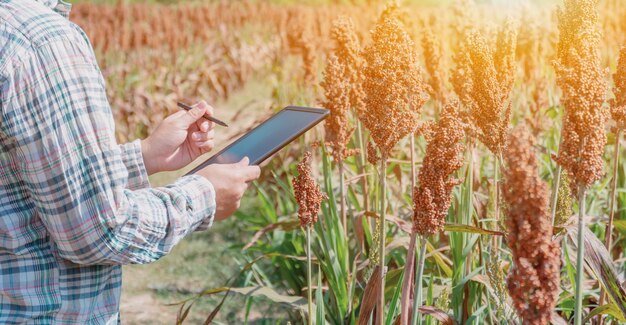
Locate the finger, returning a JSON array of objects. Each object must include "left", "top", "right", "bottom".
[
  {"left": 195, "top": 140, "right": 214, "bottom": 150},
  {"left": 176, "top": 103, "right": 208, "bottom": 128},
  {"left": 191, "top": 130, "right": 213, "bottom": 142},
  {"left": 238, "top": 156, "right": 250, "bottom": 166},
  {"left": 197, "top": 120, "right": 212, "bottom": 132},
  {"left": 195, "top": 102, "right": 215, "bottom": 131},
  {"left": 241, "top": 165, "right": 261, "bottom": 182}
]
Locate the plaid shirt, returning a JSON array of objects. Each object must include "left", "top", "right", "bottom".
[{"left": 0, "top": 1, "right": 216, "bottom": 323}]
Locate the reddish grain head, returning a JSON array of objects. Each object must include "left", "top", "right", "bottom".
[
  {"left": 413, "top": 101, "right": 466, "bottom": 235},
  {"left": 293, "top": 152, "right": 327, "bottom": 227},
  {"left": 503, "top": 127, "right": 561, "bottom": 324}
]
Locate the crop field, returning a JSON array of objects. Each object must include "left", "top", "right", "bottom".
[{"left": 71, "top": 0, "right": 626, "bottom": 324}]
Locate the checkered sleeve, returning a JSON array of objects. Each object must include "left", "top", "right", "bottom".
[
  {"left": 118, "top": 140, "right": 151, "bottom": 190},
  {"left": 4, "top": 36, "right": 216, "bottom": 265}
]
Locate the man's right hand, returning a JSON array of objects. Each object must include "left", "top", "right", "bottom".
[{"left": 196, "top": 157, "right": 261, "bottom": 221}]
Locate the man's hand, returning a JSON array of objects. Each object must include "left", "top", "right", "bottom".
[
  {"left": 197, "top": 157, "right": 261, "bottom": 220},
  {"left": 141, "top": 101, "right": 215, "bottom": 175}
]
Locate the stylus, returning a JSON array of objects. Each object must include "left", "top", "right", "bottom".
[{"left": 177, "top": 102, "right": 229, "bottom": 127}]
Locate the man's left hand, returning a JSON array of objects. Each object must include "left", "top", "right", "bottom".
[{"left": 141, "top": 101, "right": 216, "bottom": 175}]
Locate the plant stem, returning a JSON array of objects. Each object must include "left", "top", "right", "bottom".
[
  {"left": 411, "top": 238, "right": 427, "bottom": 325},
  {"left": 357, "top": 120, "right": 370, "bottom": 213},
  {"left": 574, "top": 186, "right": 586, "bottom": 325},
  {"left": 339, "top": 159, "right": 347, "bottom": 237},
  {"left": 400, "top": 232, "right": 417, "bottom": 325},
  {"left": 410, "top": 135, "right": 417, "bottom": 191},
  {"left": 306, "top": 226, "right": 313, "bottom": 325},
  {"left": 551, "top": 135, "right": 563, "bottom": 227},
  {"left": 400, "top": 134, "right": 418, "bottom": 325},
  {"left": 356, "top": 120, "right": 371, "bottom": 251},
  {"left": 550, "top": 165, "right": 562, "bottom": 227},
  {"left": 492, "top": 153, "right": 500, "bottom": 251},
  {"left": 378, "top": 157, "right": 388, "bottom": 325},
  {"left": 599, "top": 129, "right": 621, "bottom": 317}
]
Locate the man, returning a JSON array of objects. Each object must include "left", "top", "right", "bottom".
[{"left": 0, "top": 0, "right": 260, "bottom": 323}]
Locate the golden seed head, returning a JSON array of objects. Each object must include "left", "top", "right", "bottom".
[
  {"left": 320, "top": 54, "right": 353, "bottom": 161},
  {"left": 421, "top": 17, "right": 447, "bottom": 105},
  {"left": 525, "top": 78, "right": 549, "bottom": 137},
  {"left": 451, "top": 31, "right": 475, "bottom": 113},
  {"left": 412, "top": 101, "right": 465, "bottom": 235},
  {"left": 362, "top": 3, "right": 429, "bottom": 159},
  {"left": 293, "top": 152, "right": 327, "bottom": 227},
  {"left": 611, "top": 46, "right": 626, "bottom": 131},
  {"left": 330, "top": 16, "right": 366, "bottom": 114},
  {"left": 554, "top": 0, "right": 608, "bottom": 188},
  {"left": 503, "top": 126, "right": 561, "bottom": 324},
  {"left": 467, "top": 23, "right": 516, "bottom": 155},
  {"left": 451, "top": 20, "right": 516, "bottom": 155}
]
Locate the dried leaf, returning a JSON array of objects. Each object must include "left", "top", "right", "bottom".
[
  {"left": 418, "top": 306, "right": 457, "bottom": 325},
  {"left": 358, "top": 266, "right": 382, "bottom": 325},
  {"left": 566, "top": 225, "right": 626, "bottom": 317}
]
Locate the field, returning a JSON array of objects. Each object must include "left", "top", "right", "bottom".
[{"left": 71, "top": 0, "right": 626, "bottom": 324}]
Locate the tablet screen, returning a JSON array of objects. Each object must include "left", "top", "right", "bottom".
[{"left": 186, "top": 107, "right": 328, "bottom": 174}]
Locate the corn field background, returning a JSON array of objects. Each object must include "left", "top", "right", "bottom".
[{"left": 71, "top": 0, "right": 626, "bottom": 324}]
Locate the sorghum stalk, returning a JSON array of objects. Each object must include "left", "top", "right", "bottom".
[
  {"left": 306, "top": 226, "right": 313, "bottom": 325},
  {"left": 378, "top": 156, "right": 388, "bottom": 325},
  {"left": 550, "top": 165, "right": 562, "bottom": 226},
  {"left": 339, "top": 159, "right": 347, "bottom": 237},
  {"left": 356, "top": 120, "right": 370, "bottom": 216},
  {"left": 400, "top": 134, "right": 419, "bottom": 325},
  {"left": 411, "top": 239, "right": 427, "bottom": 325},
  {"left": 493, "top": 155, "right": 500, "bottom": 250},
  {"left": 575, "top": 186, "right": 586, "bottom": 325},
  {"left": 605, "top": 131, "right": 620, "bottom": 253},
  {"left": 293, "top": 152, "right": 327, "bottom": 324},
  {"left": 410, "top": 136, "right": 417, "bottom": 191},
  {"left": 400, "top": 232, "right": 417, "bottom": 325}
]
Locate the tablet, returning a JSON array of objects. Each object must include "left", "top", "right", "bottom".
[{"left": 185, "top": 106, "right": 329, "bottom": 175}]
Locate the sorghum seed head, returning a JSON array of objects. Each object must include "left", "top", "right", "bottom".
[
  {"left": 362, "top": 2, "right": 429, "bottom": 159},
  {"left": 503, "top": 126, "right": 561, "bottom": 324},
  {"left": 611, "top": 47, "right": 626, "bottom": 131},
  {"left": 421, "top": 17, "right": 447, "bottom": 105},
  {"left": 293, "top": 152, "right": 327, "bottom": 227},
  {"left": 553, "top": 0, "right": 608, "bottom": 189},
  {"left": 412, "top": 100, "right": 466, "bottom": 235},
  {"left": 330, "top": 16, "right": 366, "bottom": 115},
  {"left": 321, "top": 54, "right": 353, "bottom": 162}
]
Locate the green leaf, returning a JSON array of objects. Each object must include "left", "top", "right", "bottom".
[
  {"left": 582, "top": 303, "right": 626, "bottom": 324},
  {"left": 199, "top": 285, "right": 313, "bottom": 312},
  {"left": 566, "top": 225, "right": 626, "bottom": 317},
  {"left": 444, "top": 223, "right": 503, "bottom": 236}
]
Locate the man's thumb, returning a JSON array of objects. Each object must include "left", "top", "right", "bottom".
[{"left": 238, "top": 156, "right": 250, "bottom": 166}]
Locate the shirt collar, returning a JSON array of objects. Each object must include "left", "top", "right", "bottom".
[{"left": 35, "top": 0, "right": 72, "bottom": 19}]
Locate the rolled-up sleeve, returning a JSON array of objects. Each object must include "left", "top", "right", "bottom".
[
  {"left": 119, "top": 140, "right": 151, "bottom": 190},
  {"left": 1, "top": 31, "right": 215, "bottom": 265}
]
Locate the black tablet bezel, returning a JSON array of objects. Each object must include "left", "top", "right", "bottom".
[{"left": 185, "top": 106, "right": 329, "bottom": 175}]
